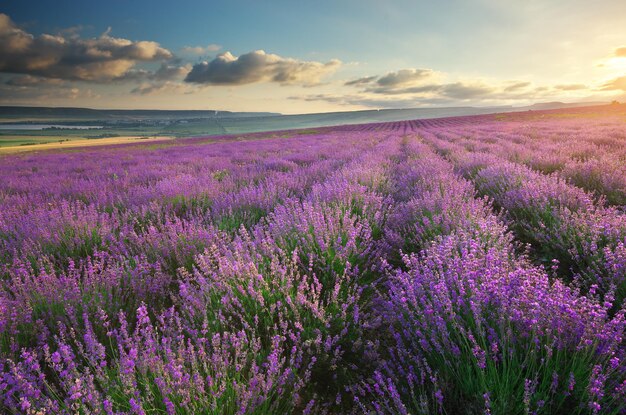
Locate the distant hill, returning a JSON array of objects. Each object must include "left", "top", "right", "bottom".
[
  {"left": 0, "top": 106, "right": 280, "bottom": 121},
  {"left": 0, "top": 102, "right": 610, "bottom": 137},
  {"left": 525, "top": 101, "right": 607, "bottom": 110},
  {"left": 0, "top": 101, "right": 608, "bottom": 123}
]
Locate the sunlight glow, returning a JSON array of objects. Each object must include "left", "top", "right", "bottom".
[{"left": 604, "top": 57, "right": 626, "bottom": 74}]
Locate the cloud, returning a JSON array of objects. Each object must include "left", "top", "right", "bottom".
[
  {"left": 131, "top": 81, "right": 194, "bottom": 96},
  {"left": 292, "top": 70, "right": 599, "bottom": 110},
  {"left": 503, "top": 81, "right": 531, "bottom": 92},
  {"left": 344, "top": 68, "right": 440, "bottom": 94},
  {"left": 345, "top": 68, "right": 437, "bottom": 91},
  {"left": 185, "top": 50, "right": 341, "bottom": 86},
  {"left": 152, "top": 63, "right": 192, "bottom": 81},
  {"left": 615, "top": 46, "right": 626, "bottom": 57},
  {"left": 5, "top": 75, "right": 65, "bottom": 86},
  {"left": 0, "top": 13, "right": 172, "bottom": 82},
  {"left": 600, "top": 76, "right": 626, "bottom": 91},
  {"left": 181, "top": 44, "right": 221, "bottom": 55},
  {"left": 376, "top": 68, "right": 436, "bottom": 87},
  {"left": 0, "top": 77, "right": 100, "bottom": 104},
  {"left": 363, "top": 79, "right": 496, "bottom": 99},
  {"left": 344, "top": 75, "right": 377, "bottom": 86},
  {"left": 128, "top": 63, "right": 192, "bottom": 95},
  {"left": 366, "top": 84, "right": 442, "bottom": 95},
  {"left": 439, "top": 82, "right": 496, "bottom": 99},
  {"left": 103, "top": 62, "right": 190, "bottom": 84},
  {"left": 553, "top": 83, "right": 587, "bottom": 91},
  {"left": 337, "top": 65, "right": 596, "bottom": 106}
]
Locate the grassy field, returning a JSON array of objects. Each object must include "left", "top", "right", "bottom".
[
  {"left": 0, "top": 124, "right": 171, "bottom": 148},
  {"left": 0, "top": 135, "right": 64, "bottom": 147},
  {"left": 0, "top": 135, "right": 172, "bottom": 153}
]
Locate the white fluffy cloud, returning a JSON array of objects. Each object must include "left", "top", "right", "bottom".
[
  {"left": 0, "top": 13, "right": 172, "bottom": 82},
  {"left": 376, "top": 68, "right": 436, "bottom": 87},
  {"left": 185, "top": 50, "right": 341, "bottom": 86},
  {"left": 300, "top": 65, "right": 600, "bottom": 109}
]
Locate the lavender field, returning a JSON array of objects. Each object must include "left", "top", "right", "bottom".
[{"left": 1, "top": 105, "right": 625, "bottom": 414}]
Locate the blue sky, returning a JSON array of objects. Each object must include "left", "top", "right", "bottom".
[{"left": 1, "top": 0, "right": 625, "bottom": 113}]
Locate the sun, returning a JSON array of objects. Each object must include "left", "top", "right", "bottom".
[{"left": 604, "top": 57, "right": 626, "bottom": 74}]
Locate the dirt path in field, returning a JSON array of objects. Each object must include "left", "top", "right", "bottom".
[{"left": 0, "top": 136, "right": 173, "bottom": 154}]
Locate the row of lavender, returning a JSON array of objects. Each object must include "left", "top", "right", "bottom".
[
  {"left": 420, "top": 117, "right": 626, "bottom": 302},
  {"left": 0, "top": 131, "right": 387, "bottom": 413},
  {"left": 1, "top": 109, "right": 626, "bottom": 414}
]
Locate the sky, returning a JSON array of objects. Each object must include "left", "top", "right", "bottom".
[{"left": 1, "top": 0, "right": 626, "bottom": 114}]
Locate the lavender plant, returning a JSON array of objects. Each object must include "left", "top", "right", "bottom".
[{"left": 1, "top": 107, "right": 626, "bottom": 414}]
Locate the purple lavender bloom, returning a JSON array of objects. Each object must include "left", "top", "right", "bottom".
[{"left": 1, "top": 109, "right": 626, "bottom": 413}]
